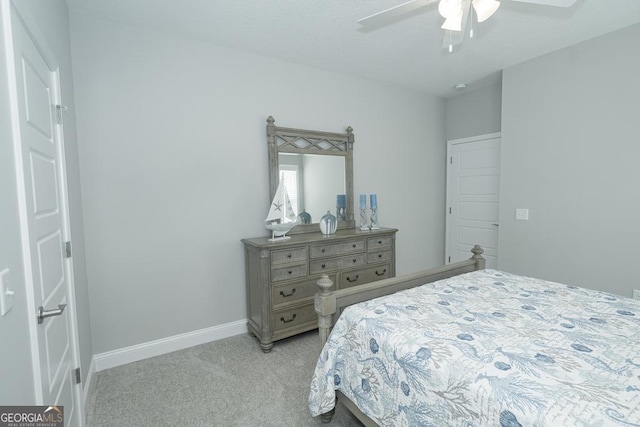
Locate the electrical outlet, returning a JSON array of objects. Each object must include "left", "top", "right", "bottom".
[
  {"left": 633, "top": 289, "right": 640, "bottom": 300},
  {"left": 515, "top": 208, "right": 529, "bottom": 221}
]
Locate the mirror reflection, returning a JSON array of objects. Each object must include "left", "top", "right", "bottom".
[{"left": 278, "top": 153, "right": 346, "bottom": 224}]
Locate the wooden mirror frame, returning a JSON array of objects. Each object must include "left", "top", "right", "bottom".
[{"left": 267, "top": 116, "right": 355, "bottom": 234}]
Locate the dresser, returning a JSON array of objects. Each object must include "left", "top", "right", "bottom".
[{"left": 242, "top": 227, "right": 397, "bottom": 352}]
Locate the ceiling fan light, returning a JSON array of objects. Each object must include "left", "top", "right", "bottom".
[
  {"left": 439, "top": 0, "right": 464, "bottom": 31},
  {"left": 441, "top": 16, "right": 462, "bottom": 31},
  {"left": 472, "top": 0, "right": 500, "bottom": 22},
  {"left": 438, "top": 0, "right": 448, "bottom": 17},
  {"left": 438, "top": 0, "right": 462, "bottom": 19}
]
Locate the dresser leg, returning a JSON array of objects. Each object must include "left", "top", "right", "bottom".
[{"left": 260, "top": 341, "right": 273, "bottom": 353}]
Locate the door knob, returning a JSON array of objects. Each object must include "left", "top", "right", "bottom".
[{"left": 37, "top": 304, "right": 66, "bottom": 324}]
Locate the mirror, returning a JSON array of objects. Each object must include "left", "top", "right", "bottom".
[
  {"left": 267, "top": 116, "right": 355, "bottom": 234},
  {"left": 278, "top": 153, "right": 345, "bottom": 224}
]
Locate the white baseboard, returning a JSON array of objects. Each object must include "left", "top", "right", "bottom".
[{"left": 92, "top": 319, "right": 247, "bottom": 373}]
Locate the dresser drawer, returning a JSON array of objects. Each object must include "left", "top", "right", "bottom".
[
  {"left": 272, "top": 303, "right": 317, "bottom": 333},
  {"left": 339, "top": 264, "right": 391, "bottom": 289},
  {"left": 271, "top": 247, "right": 308, "bottom": 266},
  {"left": 271, "top": 274, "right": 336, "bottom": 309},
  {"left": 309, "top": 253, "right": 366, "bottom": 275},
  {"left": 367, "top": 250, "right": 392, "bottom": 264},
  {"left": 309, "top": 239, "right": 365, "bottom": 259},
  {"left": 368, "top": 236, "right": 393, "bottom": 251},
  {"left": 271, "top": 264, "right": 308, "bottom": 283}
]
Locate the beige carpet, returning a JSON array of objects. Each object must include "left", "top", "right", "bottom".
[{"left": 85, "top": 330, "right": 363, "bottom": 426}]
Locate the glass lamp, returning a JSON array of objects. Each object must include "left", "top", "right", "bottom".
[
  {"left": 472, "top": 0, "right": 500, "bottom": 22},
  {"left": 439, "top": 0, "right": 463, "bottom": 31}
]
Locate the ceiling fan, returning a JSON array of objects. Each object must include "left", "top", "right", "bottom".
[{"left": 358, "top": 0, "right": 577, "bottom": 52}]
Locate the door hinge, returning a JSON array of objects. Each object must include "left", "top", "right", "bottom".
[
  {"left": 450, "top": 156, "right": 452, "bottom": 164},
  {"left": 74, "top": 367, "right": 81, "bottom": 384},
  {"left": 65, "top": 241, "right": 72, "bottom": 258},
  {"left": 449, "top": 207, "right": 451, "bottom": 214},
  {"left": 56, "top": 105, "right": 68, "bottom": 125},
  {"left": 448, "top": 256, "right": 451, "bottom": 263}
]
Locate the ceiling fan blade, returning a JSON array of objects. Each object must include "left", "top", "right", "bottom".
[
  {"left": 508, "top": 0, "right": 577, "bottom": 7},
  {"left": 358, "top": 0, "right": 438, "bottom": 27}
]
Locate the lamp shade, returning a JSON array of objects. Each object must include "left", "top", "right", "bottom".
[
  {"left": 439, "top": 0, "right": 464, "bottom": 31},
  {"left": 472, "top": 0, "right": 500, "bottom": 22},
  {"left": 442, "top": 16, "right": 462, "bottom": 31}
]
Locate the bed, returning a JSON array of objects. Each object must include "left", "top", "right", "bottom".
[{"left": 309, "top": 246, "right": 640, "bottom": 426}]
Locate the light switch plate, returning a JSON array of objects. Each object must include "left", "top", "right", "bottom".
[
  {"left": 515, "top": 208, "right": 529, "bottom": 221},
  {"left": 0, "top": 269, "right": 14, "bottom": 316}
]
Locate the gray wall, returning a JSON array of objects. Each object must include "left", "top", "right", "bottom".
[
  {"left": 0, "top": 0, "right": 92, "bottom": 402},
  {"left": 500, "top": 23, "right": 640, "bottom": 297},
  {"left": 69, "top": 14, "right": 446, "bottom": 354},
  {"left": 445, "top": 81, "right": 502, "bottom": 141}
]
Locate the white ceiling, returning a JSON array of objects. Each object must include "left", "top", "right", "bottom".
[{"left": 65, "top": 0, "right": 640, "bottom": 98}]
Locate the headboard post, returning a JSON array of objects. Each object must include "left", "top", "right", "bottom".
[
  {"left": 314, "top": 274, "right": 336, "bottom": 349},
  {"left": 470, "top": 244, "right": 486, "bottom": 270}
]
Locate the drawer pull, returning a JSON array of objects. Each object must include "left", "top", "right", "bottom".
[
  {"left": 352, "top": 258, "right": 357, "bottom": 263},
  {"left": 321, "top": 263, "right": 326, "bottom": 269},
  {"left": 280, "top": 314, "right": 297, "bottom": 324},
  {"left": 377, "top": 253, "right": 383, "bottom": 258},
  {"left": 321, "top": 248, "right": 326, "bottom": 253},
  {"left": 346, "top": 275, "right": 359, "bottom": 283},
  {"left": 287, "top": 253, "right": 292, "bottom": 258},
  {"left": 279, "top": 289, "right": 296, "bottom": 298},
  {"left": 378, "top": 240, "right": 382, "bottom": 244},
  {"left": 352, "top": 243, "right": 357, "bottom": 248},
  {"left": 375, "top": 269, "right": 387, "bottom": 276},
  {"left": 287, "top": 270, "right": 293, "bottom": 275}
]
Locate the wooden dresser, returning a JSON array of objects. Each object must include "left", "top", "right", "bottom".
[{"left": 242, "top": 227, "right": 397, "bottom": 352}]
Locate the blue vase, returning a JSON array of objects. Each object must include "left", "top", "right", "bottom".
[
  {"left": 298, "top": 210, "right": 312, "bottom": 224},
  {"left": 319, "top": 211, "right": 337, "bottom": 235}
]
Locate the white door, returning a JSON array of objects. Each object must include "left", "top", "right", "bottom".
[
  {"left": 6, "top": 3, "right": 82, "bottom": 425},
  {"left": 446, "top": 134, "right": 501, "bottom": 269}
]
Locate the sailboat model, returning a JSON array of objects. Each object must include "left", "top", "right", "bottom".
[{"left": 265, "top": 180, "right": 298, "bottom": 241}]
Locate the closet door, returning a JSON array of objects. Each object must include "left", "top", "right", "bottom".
[{"left": 446, "top": 133, "right": 501, "bottom": 269}]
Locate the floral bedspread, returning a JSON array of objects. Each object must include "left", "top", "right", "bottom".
[{"left": 308, "top": 269, "right": 640, "bottom": 426}]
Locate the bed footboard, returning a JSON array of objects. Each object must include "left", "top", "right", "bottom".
[{"left": 315, "top": 245, "right": 485, "bottom": 349}]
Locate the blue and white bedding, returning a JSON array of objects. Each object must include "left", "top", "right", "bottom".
[{"left": 309, "top": 269, "right": 640, "bottom": 426}]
